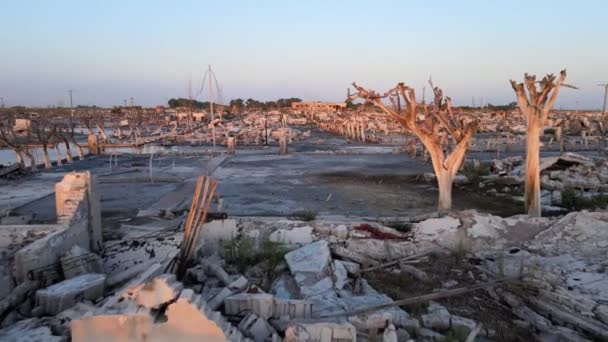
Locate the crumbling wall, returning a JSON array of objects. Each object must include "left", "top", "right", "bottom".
[{"left": 12, "top": 171, "right": 102, "bottom": 284}]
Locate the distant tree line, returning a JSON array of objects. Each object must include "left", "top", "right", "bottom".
[
  {"left": 459, "top": 102, "right": 518, "bottom": 111},
  {"left": 167, "top": 97, "right": 302, "bottom": 111}
]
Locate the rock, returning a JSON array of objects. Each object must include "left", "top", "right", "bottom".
[
  {"left": 206, "top": 287, "right": 235, "bottom": 311},
  {"left": 541, "top": 190, "right": 552, "bottom": 206},
  {"left": 492, "top": 159, "right": 504, "bottom": 172},
  {"left": 414, "top": 217, "right": 461, "bottom": 237},
  {"left": 296, "top": 276, "right": 333, "bottom": 297},
  {"left": 134, "top": 274, "right": 183, "bottom": 309},
  {"left": 339, "top": 260, "right": 361, "bottom": 275},
  {"left": 285, "top": 240, "right": 331, "bottom": 274},
  {"left": 36, "top": 273, "right": 106, "bottom": 315},
  {"left": 270, "top": 275, "right": 298, "bottom": 299},
  {"left": 383, "top": 323, "right": 398, "bottom": 342},
  {"left": 450, "top": 315, "right": 477, "bottom": 335},
  {"left": 238, "top": 312, "right": 277, "bottom": 342},
  {"left": 421, "top": 302, "right": 451, "bottom": 331},
  {"left": 552, "top": 190, "right": 562, "bottom": 205},
  {"left": 418, "top": 327, "right": 445, "bottom": 341},
  {"left": 186, "top": 265, "right": 207, "bottom": 283},
  {"left": 333, "top": 260, "right": 349, "bottom": 290},
  {"left": 395, "top": 328, "right": 411, "bottom": 341},
  {"left": 595, "top": 304, "right": 608, "bottom": 325},
  {"left": 269, "top": 226, "right": 313, "bottom": 245},
  {"left": 400, "top": 318, "right": 420, "bottom": 334},
  {"left": 441, "top": 280, "right": 458, "bottom": 289}
]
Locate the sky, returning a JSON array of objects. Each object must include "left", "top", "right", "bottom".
[{"left": 0, "top": 0, "right": 607, "bottom": 109}]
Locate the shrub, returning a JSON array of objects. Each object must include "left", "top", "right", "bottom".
[
  {"left": 463, "top": 163, "right": 490, "bottom": 183},
  {"left": 288, "top": 209, "right": 317, "bottom": 221},
  {"left": 561, "top": 188, "right": 608, "bottom": 211}
]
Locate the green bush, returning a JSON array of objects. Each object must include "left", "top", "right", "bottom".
[
  {"left": 223, "top": 236, "right": 287, "bottom": 275},
  {"left": 561, "top": 188, "right": 608, "bottom": 211},
  {"left": 288, "top": 209, "right": 317, "bottom": 221},
  {"left": 463, "top": 163, "right": 490, "bottom": 182}
]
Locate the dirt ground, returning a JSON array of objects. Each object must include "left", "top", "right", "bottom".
[{"left": 367, "top": 252, "right": 536, "bottom": 341}]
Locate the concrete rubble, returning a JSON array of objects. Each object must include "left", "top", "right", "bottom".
[
  {"left": 1, "top": 159, "right": 608, "bottom": 341},
  {"left": 472, "top": 152, "right": 608, "bottom": 211}
]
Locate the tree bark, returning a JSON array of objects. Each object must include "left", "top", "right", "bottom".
[
  {"left": 24, "top": 149, "right": 36, "bottom": 171},
  {"left": 436, "top": 171, "right": 453, "bottom": 212},
  {"left": 63, "top": 139, "right": 73, "bottom": 163},
  {"left": 525, "top": 119, "right": 542, "bottom": 217},
  {"left": 42, "top": 144, "right": 51, "bottom": 169},
  {"left": 14, "top": 149, "right": 25, "bottom": 169},
  {"left": 54, "top": 145, "right": 63, "bottom": 166},
  {"left": 72, "top": 138, "right": 84, "bottom": 160}
]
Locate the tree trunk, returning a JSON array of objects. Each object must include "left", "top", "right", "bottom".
[
  {"left": 63, "top": 139, "right": 73, "bottom": 163},
  {"left": 72, "top": 138, "right": 84, "bottom": 160},
  {"left": 525, "top": 119, "right": 542, "bottom": 217},
  {"left": 436, "top": 170, "right": 453, "bottom": 212},
  {"left": 24, "top": 149, "right": 36, "bottom": 171},
  {"left": 42, "top": 144, "right": 51, "bottom": 169},
  {"left": 54, "top": 145, "right": 63, "bottom": 166},
  {"left": 14, "top": 150, "right": 25, "bottom": 169}
]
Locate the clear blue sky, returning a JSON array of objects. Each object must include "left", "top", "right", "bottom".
[{"left": 1, "top": 0, "right": 606, "bottom": 109}]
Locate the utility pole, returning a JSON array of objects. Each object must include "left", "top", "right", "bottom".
[
  {"left": 598, "top": 84, "right": 608, "bottom": 116},
  {"left": 68, "top": 90, "right": 74, "bottom": 118},
  {"left": 208, "top": 65, "right": 216, "bottom": 151},
  {"left": 0, "top": 97, "right": 4, "bottom": 108}
]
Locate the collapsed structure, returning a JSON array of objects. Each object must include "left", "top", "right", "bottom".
[{"left": 0, "top": 169, "right": 606, "bottom": 341}]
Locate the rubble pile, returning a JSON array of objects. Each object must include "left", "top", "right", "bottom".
[
  {"left": 1, "top": 171, "right": 607, "bottom": 341},
  {"left": 478, "top": 152, "right": 608, "bottom": 210},
  {"left": 183, "top": 111, "right": 312, "bottom": 147}
]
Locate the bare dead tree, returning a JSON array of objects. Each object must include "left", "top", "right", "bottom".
[
  {"left": 65, "top": 116, "right": 84, "bottom": 160},
  {"left": 0, "top": 114, "right": 27, "bottom": 169},
  {"left": 31, "top": 115, "right": 54, "bottom": 169},
  {"left": 58, "top": 124, "right": 74, "bottom": 163},
  {"left": 510, "top": 70, "right": 576, "bottom": 217},
  {"left": 349, "top": 81, "right": 478, "bottom": 212}
]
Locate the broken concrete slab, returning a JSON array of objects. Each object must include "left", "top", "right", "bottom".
[
  {"left": 273, "top": 298, "right": 313, "bottom": 319},
  {"left": 134, "top": 274, "right": 183, "bottom": 309},
  {"left": 333, "top": 260, "right": 348, "bottom": 290},
  {"left": 238, "top": 312, "right": 277, "bottom": 342},
  {"left": 285, "top": 240, "right": 331, "bottom": 274},
  {"left": 36, "top": 273, "right": 106, "bottom": 315},
  {"left": 0, "top": 318, "right": 62, "bottom": 342},
  {"left": 61, "top": 245, "right": 104, "bottom": 279},
  {"left": 224, "top": 293, "right": 275, "bottom": 319},
  {"left": 285, "top": 321, "right": 356, "bottom": 342},
  {"left": 269, "top": 225, "right": 314, "bottom": 245}
]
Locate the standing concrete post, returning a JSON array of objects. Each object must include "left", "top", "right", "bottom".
[
  {"left": 227, "top": 137, "right": 236, "bottom": 155},
  {"left": 279, "top": 136, "right": 288, "bottom": 155},
  {"left": 87, "top": 134, "right": 100, "bottom": 155},
  {"left": 55, "top": 171, "right": 102, "bottom": 252}
]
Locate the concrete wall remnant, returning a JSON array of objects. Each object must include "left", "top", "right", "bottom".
[{"left": 13, "top": 171, "right": 102, "bottom": 284}]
